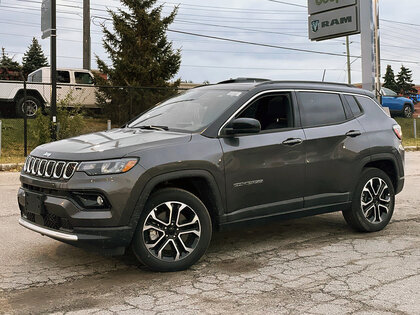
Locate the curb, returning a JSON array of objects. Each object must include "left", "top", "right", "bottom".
[{"left": 0, "top": 163, "right": 24, "bottom": 171}]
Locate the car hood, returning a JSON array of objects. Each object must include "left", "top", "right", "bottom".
[
  {"left": 383, "top": 96, "right": 413, "bottom": 104},
  {"left": 31, "top": 128, "right": 192, "bottom": 161}
]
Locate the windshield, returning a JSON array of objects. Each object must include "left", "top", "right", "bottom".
[
  {"left": 382, "top": 87, "right": 398, "bottom": 97},
  {"left": 128, "top": 88, "right": 244, "bottom": 132}
]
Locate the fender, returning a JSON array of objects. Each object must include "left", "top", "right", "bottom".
[
  {"left": 14, "top": 89, "right": 46, "bottom": 104},
  {"left": 129, "top": 169, "right": 225, "bottom": 230}
]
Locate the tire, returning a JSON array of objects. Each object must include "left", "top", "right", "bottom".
[
  {"left": 131, "top": 188, "right": 212, "bottom": 272},
  {"left": 343, "top": 168, "right": 395, "bottom": 232},
  {"left": 402, "top": 104, "right": 413, "bottom": 118},
  {"left": 15, "top": 96, "right": 41, "bottom": 118}
]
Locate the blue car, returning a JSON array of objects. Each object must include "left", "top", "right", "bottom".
[{"left": 381, "top": 87, "right": 414, "bottom": 118}]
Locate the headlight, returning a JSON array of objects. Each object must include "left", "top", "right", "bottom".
[{"left": 77, "top": 158, "right": 138, "bottom": 176}]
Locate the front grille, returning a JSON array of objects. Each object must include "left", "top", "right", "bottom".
[{"left": 23, "top": 156, "right": 78, "bottom": 180}]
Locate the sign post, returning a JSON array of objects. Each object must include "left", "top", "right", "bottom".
[
  {"left": 41, "top": 0, "right": 57, "bottom": 141},
  {"left": 308, "top": 0, "right": 380, "bottom": 96}
]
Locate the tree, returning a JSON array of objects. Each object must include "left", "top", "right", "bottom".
[
  {"left": 382, "top": 65, "right": 398, "bottom": 93},
  {"left": 96, "top": 0, "right": 181, "bottom": 123},
  {"left": 396, "top": 65, "right": 417, "bottom": 95},
  {"left": 22, "top": 38, "right": 48, "bottom": 79},
  {"left": 0, "top": 47, "right": 22, "bottom": 80}
]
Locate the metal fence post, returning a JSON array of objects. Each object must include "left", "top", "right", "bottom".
[
  {"left": 414, "top": 118, "right": 417, "bottom": 139},
  {"left": 107, "top": 120, "right": 111, "bottom": 131},
  {"left": 23, "top": 81, "right": 28, "bottom": 157}
]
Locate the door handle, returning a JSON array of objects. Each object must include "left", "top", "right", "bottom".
[
  {"left": 345, "top": 130, "right": 361, "bottom": 137},
  {"left": 282, "top": 138, "right": 303, "bottom": 146},
  {"left": 75, "top": 87, "right": 82, "bottom": 90},
  {"left": 57, "top": 86, "right": 62, "bottom": 89}
]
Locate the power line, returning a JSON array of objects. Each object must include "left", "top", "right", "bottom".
[{"left": 266, "top": 0, "right": 307, "bottom": 8}]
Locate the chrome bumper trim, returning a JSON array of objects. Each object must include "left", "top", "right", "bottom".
[{"left": 19, "top": 218, "right": 78, "bottom": 241}]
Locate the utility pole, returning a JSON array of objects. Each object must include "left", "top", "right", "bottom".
[
  {"left": 83, "top": 0, "right": 91, "bottom": 70},
  {"left": 346, "top": 36, "right": 351, "bottom": 84},
  {"left": 51, "top": 0, "right": 57, "bottom": 141}
]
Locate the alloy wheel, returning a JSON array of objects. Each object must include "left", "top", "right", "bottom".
[
  {"left": 142, "top": 201, "right": 201, "bottom": 262},
  {"left": 22, "top": 100, "right": 38, "bottom": 117},
  {"left": 360, "top": 177, "right": 391, "bottom": 224}
]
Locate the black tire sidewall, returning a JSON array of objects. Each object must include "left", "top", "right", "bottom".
[
  {"left": 403, "top": 105, "right": 412, "bottom": 118},
  {"left": 351, "top": 168, "right": 395, "bottom": 232},
  {"left": 132, "top": 188, "right": 212, "bottom": 272},
  {"left": 16, "top": 96, "right": 41, "bottom": 118}
]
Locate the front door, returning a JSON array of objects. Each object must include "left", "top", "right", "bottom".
[{"left": 220, "top": 92, "right": 306, "bottom": 221}]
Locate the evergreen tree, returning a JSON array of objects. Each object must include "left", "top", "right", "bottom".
[
  {"left": 396, "top": 65, "right": 417, "bottom": 95},
  {"left": 22, "top": 38, "right": 49, "bottom": 79},
  {"left": 96, "top": 0, "right": 181, "bottom": 123},
  {"left": 0, "top": 47, "right": 22, "bottom": 80},
  {"left": 382, "top": 65, "right": 398, "bottom": 92}
]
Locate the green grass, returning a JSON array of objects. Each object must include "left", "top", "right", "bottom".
[
  {"left": 394, "top": 118, "right": 420, "bottom": 148},
  {"left": 0, "top": 118, "right": 109, "bottom": 164}
]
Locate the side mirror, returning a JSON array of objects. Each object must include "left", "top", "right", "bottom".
[{"left": 223, "top": 118, "right": 261, "bottom": 136}]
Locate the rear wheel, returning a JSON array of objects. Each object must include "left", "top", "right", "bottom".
[
  {"left": 15, "top": 96, "right": 41, "bottom": 118},
  {"left": 343, "top": 168, "right": 395, "bottom": 232},
  {"left": 131, "top": 188, "right": 212, "bottom": 272},
  {"left": 403, "top": 104, "right": 413, "bottom": 118}
]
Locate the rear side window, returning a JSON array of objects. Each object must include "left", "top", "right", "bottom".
[
  {"left": 29, "top": 70, "right": 42, "bottom": 82},
  {"left": 57, "top": 71, "right": 70, "bottom": 83},
  {"left": 344, "top": 95, "right": 362, "bottom": 116},
  {"left": 298, "top": 92, "right": 346, "bottom": 127}
]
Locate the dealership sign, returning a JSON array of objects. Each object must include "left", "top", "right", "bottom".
[
  {"left": 41, "top": 0, "right": 52, "bottom": 39},
  {"left": 308, "top": 0, "right": 360, "bottom": 41}
]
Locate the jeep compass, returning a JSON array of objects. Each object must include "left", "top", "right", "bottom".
[{"left": 18, "top": 80, "right": 405, "bottom": 271}]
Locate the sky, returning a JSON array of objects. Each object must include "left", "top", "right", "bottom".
[{"left": 0, "top": 0, "right": 419, "bottom": 84}]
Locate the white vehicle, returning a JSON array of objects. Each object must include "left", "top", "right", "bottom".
[{"left": 0, "top": 67, "right": 98, "bottom": 117}]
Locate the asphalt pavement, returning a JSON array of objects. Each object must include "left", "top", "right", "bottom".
[{"left": 1, "top": 153, "right": 420, "bottom": 314}]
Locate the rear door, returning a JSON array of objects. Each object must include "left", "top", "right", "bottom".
[
  {"left": 220, "top": 91, "right": 306, "bottom": 220},
  {"left": 73, "top": 71, "right": 96, "bottom": 107},
  {"left": 297, "top": 91, "right": 367, "bottom": 208}
]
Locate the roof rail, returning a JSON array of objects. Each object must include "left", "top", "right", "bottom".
[
  {"left": 218, "top": 78, "right": 271, "bottom": 84},
  {"left": 259, "top": 80, "right": 355, "bottom": 88}
]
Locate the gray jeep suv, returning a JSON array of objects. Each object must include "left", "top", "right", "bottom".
[{"left": 18, "top": 80, "right": 405, "bottom": 271}]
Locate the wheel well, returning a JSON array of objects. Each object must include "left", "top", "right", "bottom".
[
  {"left": 14, "top": 89, "right": 44, "bottom": 104},
  {"left": 150, "top": 177, "right": 220, "bottom": 226},
  {"left": 364, "top": 160, "right": 397, "bottom": 190}
]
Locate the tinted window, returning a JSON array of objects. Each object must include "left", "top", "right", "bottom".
[
  {"left": 355, "top": 96, "right": 388, "bottom": 116},
  {"left": 238, "top": 93, "right": 293, "bottom": 130},
  {"left": 57, "top": 71, "right": 70, "bottom": 83},
  {"left": 345, "top": 95, "right": 362, "bottom": 116},
  {"left": 299, "top": 92, "right": 346, "bottom": 127},
  {"left": 75, "top": 72, "right": 94, "bottom": 85}
]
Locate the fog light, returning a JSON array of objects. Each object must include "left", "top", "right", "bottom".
[{"left": 72, "top": 192, "right": 109, "bottom": 209}]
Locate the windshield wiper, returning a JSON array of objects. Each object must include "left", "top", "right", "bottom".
[{"left": 137, "top": 125, "right": 169, "bottom": 131}]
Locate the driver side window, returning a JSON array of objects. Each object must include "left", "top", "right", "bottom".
[{"left": 237, "top": 93, "right": 294, "bottom": 131}]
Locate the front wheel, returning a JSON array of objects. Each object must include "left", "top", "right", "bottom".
[
  {"left": 403, "top": 104, "right": 413, "bottom": 118},
  {"left": 131, "top": 188, "right": 212, "bottom": 272},
  {"left": 343, "top": 168, "right": 395, "bottom": 232}
]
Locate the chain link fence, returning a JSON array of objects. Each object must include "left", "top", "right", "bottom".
[{"left": 0, "top": 79, "right": 190, "bottom": 162}]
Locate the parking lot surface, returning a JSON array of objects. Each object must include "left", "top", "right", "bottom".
[{"left": 1, "top": 152, "right": 420, "bottom": 314}]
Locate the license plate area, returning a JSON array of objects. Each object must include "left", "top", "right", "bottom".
[{"left": 25, "top": 191, "right": 45, "bottom": 215}]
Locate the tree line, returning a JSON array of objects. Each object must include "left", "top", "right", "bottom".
[
  {"left": 0, "top": 38, "right": 49, "bottom": 80},
  {"left": 383, "top": 65, "right": 417, "bottom": 95}
]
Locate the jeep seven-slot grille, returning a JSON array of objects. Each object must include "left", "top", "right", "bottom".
[{"left": 23, "top": 156, "right": 78, "bottom": 180}]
